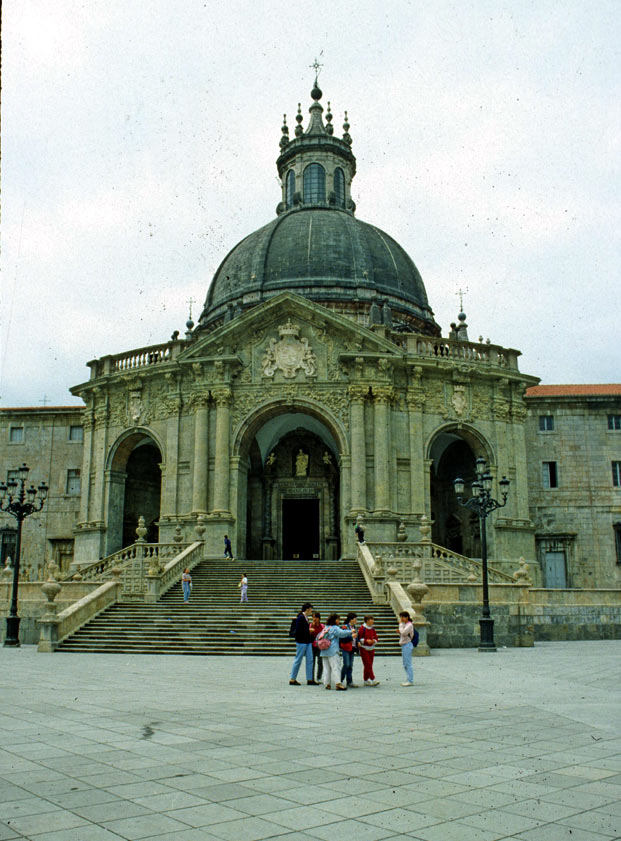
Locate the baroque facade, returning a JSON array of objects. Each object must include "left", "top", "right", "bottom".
[{"left": 1, "top": 82, "right": 620, "bottom": 590}]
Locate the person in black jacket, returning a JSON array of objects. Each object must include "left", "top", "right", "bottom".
[{"left": 289, "top": 602, "right": 319, "bottom": 685}]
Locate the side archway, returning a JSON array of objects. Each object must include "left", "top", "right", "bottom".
[
  {"left": 426, "top": 424, "right": 494, "bottom": 557},
  {"left": 106, "top": 429, "right": 164, "bottom": 553}
]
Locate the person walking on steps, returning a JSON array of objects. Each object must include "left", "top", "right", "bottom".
[
  {"left": 398, "top": 611, "right": 415, "bottom": 686},
  {"left": 239, "top": 572, "right": 248, "bottom": 603},
  {"left": 181, "top": 568, "right": 192, "bottom": 603},
  {"left": 224, "top": 534, "right": 233, "bottom": 559},
  {"left": 289, "top": 603, "right": 319, "bottom": 686}
]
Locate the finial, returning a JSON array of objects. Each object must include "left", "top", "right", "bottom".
[
  {"left": 325, "top": 101, "right": 333, "bottom": 135},
  {"left": 295, "top": 103, "right": 303, "bottom": 136},
  {"left": 456, "top": 288, "right": 467, "bottom": 320},
  {"left": 342, "top": 111, "right": 352, "bottom": 146},
  {"left": 310, "top": 56, "right": 324, "bottom": 87},
  {"left": 186, "top": 297, "right": 195, "bottom": 332},
  {"left": 280, "top": 114, "right": 289, "bottom": 149}
]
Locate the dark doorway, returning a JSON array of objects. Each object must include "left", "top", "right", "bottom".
[
  {"left": 122, "top": 444, "right": 161, "bottom": 547},
  {"left": 282, "top": 498, "right": 319, "bottom": 559}
]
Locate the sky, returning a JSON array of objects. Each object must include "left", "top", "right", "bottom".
[{"left": 2, "top": 0, "right": 619, "bottom": 407}]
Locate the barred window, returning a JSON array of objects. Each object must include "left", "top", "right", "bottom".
[
  {"left": 613, "top": 461, "right": 621, "bottom": 487},
  {"left": 69, "top": 425, "right": 83, "bottom": 442},
  {"left": 608, "top": 415, "right": 621, "bottom": 430},
  {"left": 9, "top": 426, "right": 23, "bottom": 443},
  {"left": 303, "top": 163, "right": 326, "bottom": 203},
  {"left": 334, "top": 167, "right": 345, "bottom": 208},
  {"left": 285, "top": 170, "right": 295, "bottom": 209}
]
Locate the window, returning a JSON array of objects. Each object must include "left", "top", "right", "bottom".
[
  {"left": 542, "top": 461, "right": 558, "bottom": 488},
  {"left": 9, "top": 426, "right": 23, "bottom": 443},
  {"left": 539, "top": 415, "right": 554, "bottom": 431},
  {"left": 303, "top": 163, "right": 326, "bottom": 203},
  {"left": 608, "top": 415, "right": 621, "bottom": 430},
  {"left": 66, "top": 469, "right": 81, "bottom": 495},
  {"left": 613, "top": 461, "right": 621, "bottom": 487},
  {"left": 285, "top": 170, "right": 295, "bottom": 209},
  {"left": 334, "top": 167, "right": 345, "bottom": 208},
  {"left": 69, "top": 425, "right": 83, "bottom": 442},
  {"left": 615, "top": 524, "right": 621, "bottom": 564}
]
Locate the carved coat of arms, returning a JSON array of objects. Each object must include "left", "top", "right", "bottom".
[
  {"left": 262, "top": 319, "right": 317, "bottom": 379},
  {"left": 451, "top": 385, "right": 468, "bottom": 416}
]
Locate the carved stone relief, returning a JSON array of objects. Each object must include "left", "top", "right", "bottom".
[{"left": 262, "top": 319, "right": 317, "bottom": 379}]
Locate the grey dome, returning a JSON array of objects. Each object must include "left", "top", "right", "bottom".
[{"left": 198, "top": 207, "right": 438, "bottom": 333}]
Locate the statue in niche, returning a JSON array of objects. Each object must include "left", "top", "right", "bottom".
[
  {"left": 266, "top": 452, "right": 276, "bottom": 467},
  {"left": 295, "top": 449, "right": 309, "bottom": 477}
]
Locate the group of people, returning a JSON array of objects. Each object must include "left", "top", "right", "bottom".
[{"left": 289, "top": 603, "right": 417, "bottom": 689}]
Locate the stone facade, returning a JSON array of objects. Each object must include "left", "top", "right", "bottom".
[
  {"left": 0, "top": 83, "right": 619, "bottom": 601},
  {"left": 525, "top": 386, "right": 621, "bottom": 589}
]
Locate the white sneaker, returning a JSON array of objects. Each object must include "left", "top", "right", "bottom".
[
  {"left": 364, "top": 680, "right": 370, "bottom": 686},
  {"left": 371, "top": 680, "right": 380, "bottom": 686},
  {"left": 401, "top": 681, "right": 413, "bottom": 687}
]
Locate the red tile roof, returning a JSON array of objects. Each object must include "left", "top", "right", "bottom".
[
  {"left": 0, "top": 406, "right": 84, "bottom": 412},
  {"left": 526, "top": 384, "right": 621, "bottom": 397}
]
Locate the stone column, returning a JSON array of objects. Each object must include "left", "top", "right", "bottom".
[
  {"left": 76, "top": 408, "right": 94, "bottom": 524},
  {"left": 349, "top": 386, "right": 367, "bottom": 513},
  {"left": 161, "top": 395, "right": 182, "bottom": 519},
  {"left": 373, "top": 387, "right": 393, "bottom": 513},
  {"left": 192, "top": 397, "right": 209, "bottom": 513},
  {"left": 407, "top": 393, "right": 425, "bottom": 515},
  {"left": 212, "top": 388, "right": 231, "bottom": 514}
]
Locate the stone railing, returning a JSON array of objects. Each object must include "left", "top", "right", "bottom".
[
  {"left": 87, "top": 340, "right": 184, "bottom": 378},
  {"left": 145, "top": 541, "right": 203, "bottom": 603},
  {"left": 38, "top": 575, "right": 121, "bottom": 652},
  {"left": 358, "top": 542, "right": 430, "bottom": 655},
  {"left": 67, "top": 542, "right": 191, "bottom": 583},
  {"left": 365, "top": 542, "right": 516, "bottom": 584},
  {"left": 406, "top": 335, "right": 519, "bottom": 370}
]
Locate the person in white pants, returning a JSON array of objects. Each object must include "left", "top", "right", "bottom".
[{"left": 319, "top": 614, "right": 356, "bottom": 690}]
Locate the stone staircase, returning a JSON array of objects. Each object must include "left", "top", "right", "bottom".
[{"left": 56, "top": 559, "right": 401, "bottom": 655}]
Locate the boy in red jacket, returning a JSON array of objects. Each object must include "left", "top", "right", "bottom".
[{"left": 358, "top": 615, "right": 379, "bottom": 686}]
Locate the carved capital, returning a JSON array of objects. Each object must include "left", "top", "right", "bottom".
[
  {"left": 406, "top": 389, "right": 425, "bottom": 410},
  {"left": 348, "top": 385, "right": 368, "bottom": 403},
  {"left": 373, "top": 386, "right": 395, "bottom": 405},
  {"left": 212, "top": 388, "right": 231, "bottom": 408}
]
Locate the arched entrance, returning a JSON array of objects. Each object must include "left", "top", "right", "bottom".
[
  {"left": 106, "top": 431, "right": 163, "bottom": 553},
  {"left": 239, "top": 410, "right": 341, "bottom": 560},
  {"left": 428, "top": 427, "right": 492, "bottom": 558}
]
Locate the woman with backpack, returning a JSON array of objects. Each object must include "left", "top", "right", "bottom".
[
  {"left": 398, "top": 610, "right": 415, "bottom": 686},
  {"left": 318, "top": 613, "right": 357, "bottom": 691}
]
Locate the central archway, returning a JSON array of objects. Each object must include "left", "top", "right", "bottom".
[{"left": 235, "top": 403, "right": 345, "bottom": 560}]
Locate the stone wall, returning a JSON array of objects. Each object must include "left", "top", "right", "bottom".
[{"left": 0, "top": 581, "right": 100, "bottom": 645}]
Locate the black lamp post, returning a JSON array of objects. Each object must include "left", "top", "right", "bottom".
[
  {"left": 0, "top": 464, "right": 48, "bottom": 647},
  {"left": 453, "top": 457, "right": 510, "bottom": 653}
]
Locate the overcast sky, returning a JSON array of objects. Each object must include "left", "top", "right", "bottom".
[{"left": 2, "top": 0, "right": 619, "bottom": 407}]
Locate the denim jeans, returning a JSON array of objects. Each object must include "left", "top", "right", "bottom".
[
  {"left": 340, "top": 649, "right": 354, "bottom": 684},
  {"left": 312, "top": 647, "right": 323, "bottom": 681},
  {"left": 291, "top": 643, "right": 313, "bottom": 681},
  {"left": 401, "top": 641, "right": 414, "bottom": 683},
  {"left": 182, "top": 582, "right": 191, "bottom": 602}
]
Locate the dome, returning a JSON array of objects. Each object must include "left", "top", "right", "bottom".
[{"left": 198, "top": 206, "right": 438, "bottom": 333}]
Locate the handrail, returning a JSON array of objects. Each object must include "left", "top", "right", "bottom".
[
  {"left": 67, "top": 543, "right": 192, "bottom": 583},
  {"left": 365, "top": 541, "right": 516, "bottom": 584},
  {"left": 146, "top": 542, "right": 203, "bottom": 603}
]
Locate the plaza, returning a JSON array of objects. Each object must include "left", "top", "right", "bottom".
[{"left": 1, "top": 641, "right": 619, "bottom": 841}]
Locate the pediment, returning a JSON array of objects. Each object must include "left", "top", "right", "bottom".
[{"left": 178, "top": 292, "right": 403, "bottom": 365}]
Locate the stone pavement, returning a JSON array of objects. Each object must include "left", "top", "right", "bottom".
[{"left": 0, "top": 641, "right": 620, "bottom": 841}]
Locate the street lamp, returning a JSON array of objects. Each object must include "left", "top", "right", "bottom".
[
  {"left": 453, "top": 458, "right": 510, "bottom": 652},
  {"left": 0, "top": 464, "right": 48, "bottom": 646}
]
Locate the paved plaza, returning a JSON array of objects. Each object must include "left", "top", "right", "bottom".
[{"left": 0, "top": 641, "right": 620, "bottom": 841}]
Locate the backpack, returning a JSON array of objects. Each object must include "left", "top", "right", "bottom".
[
  {"left": 317, "top": 628, "right": 331, "bottom": 650},
  {"left": 288, "top": 617, "right": 297, "bottom": 638},
  {"left": 413, "top": 628, "right": 420, "bottom": 647}
]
